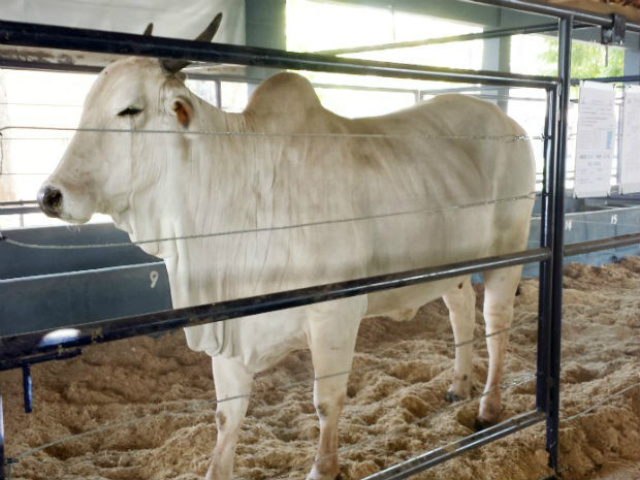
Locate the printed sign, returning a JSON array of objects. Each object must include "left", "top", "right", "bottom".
[
  {"left": 619, "top": 86, "right": 640, "bottom": 194},
  {"left": 574, "top": 81, "right": 617, "bottom": 198}
]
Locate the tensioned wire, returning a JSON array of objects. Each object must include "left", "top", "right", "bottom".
[
  {"left": 6, "top": 367, "right": 636, "bottom": 479},
  {"left": 0, "top": 124, "right": 542, "bottom": 475},
  {"left": 535, "top": 381, "right": 640, "bottom": 480},
  {"left": 13, "top": 319, "right": 635, "bottom": 479},
  {"left": 0, "top": 172, "right": 51, "bottom": 176},
  {"left": 8, "top": 377, "right": 637, "bottom": 480},
  {"left": 308, "top": 315, "right": 539, "bottom": 473},
  {"left": 4, "top": 320, "right": 529, "bottom": 473},
  {"left": 0, "top": 125, "right": 543, "bottom": 142},
  {"left": 5, "top": 373, "right": 535, "bottom": 480},
  {"left": 291, "top": 374, "right": 539, "bottom": 480},
  {"left": 561, "top": 381, "right": 640, "bottom": 424},
  {"left": 2, "top": 192, "right": 537, "bottom": 250},
  {"left": 279, "top": 379, "right": 640, "bottom": 480}
]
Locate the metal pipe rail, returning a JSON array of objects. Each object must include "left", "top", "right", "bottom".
[
  {"left": 564, "top": 232, "right": 640, "bottom": 257},
  {"left": 0, "top": 19, "right": 557, "bottom": 89},
  {"left": 0, "top": 2, "right": 638, "bottom": 479},
  {"left": 465, "top": 0, "right": 640, "bottom": 32},
  {"left": 318, "top": 22, "right": 590, "bottom": 56},
  {"left": 0, "top": 201, "right": 39, "bottom": 216},
  {"left": 570, "top": 75, "right": 640, "bottom": 85},
  {"left": 0, "top": 248, "right": 550, "bottom": 370},
  {"left": 0, "top": 206, "right": 40, "bottom": 216},
  {"left": 362, "top": 410, "right": 546, "bottom": 480}
]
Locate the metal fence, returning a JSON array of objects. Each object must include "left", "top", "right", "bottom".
[{"left": 0, "top": 1, "right": 639, "bottom": 479}]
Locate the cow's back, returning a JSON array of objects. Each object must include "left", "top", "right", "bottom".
[
  {"left": 184, "top": 73, "right": 534, "bottom": 303},
  {"left": 353, "top": 93, "right": 535, "bottom": 255},
  {"left": 244, "top": 73, "right": 534, "bottom": 272},
  {"left": 179, "top": 73, "right": 535, "bottom": 353}
]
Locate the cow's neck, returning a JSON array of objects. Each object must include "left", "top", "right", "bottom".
[{"left": 122, "top": 102, "right": 259, "bottom": 306}]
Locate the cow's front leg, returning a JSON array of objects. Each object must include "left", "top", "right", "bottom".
[
  {"left": 205, "top": 356, "right": 253, "bottom": 480},
  {"left": 306, "top": 304, "right": 361, "bottom": 480},
  {"left": 443, "top": 277, "right": 476, "bottom": 402}
]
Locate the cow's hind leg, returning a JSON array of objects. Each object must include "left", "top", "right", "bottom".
[
  {"left": 306, "top": 302, "right": 362, "bottom": 480},
  {"left": 443, "top": 276, "right": 477, "bottom": 402},
  {"left": 205, "top": 356, "right": 254, "bottom": 480},
  {"left": 476, "top": 265, "right": 522, "bottom": 429}
]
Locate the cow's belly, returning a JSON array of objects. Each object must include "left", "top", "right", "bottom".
[
  {"left": 218, "top": 278, "right": 461, "bottom": 372},
  {"left": 364, "top": 276, "right": 464, "bottom": 321},
  {"left": 175, "top": 195, "right": 531, "bottom": 360}
]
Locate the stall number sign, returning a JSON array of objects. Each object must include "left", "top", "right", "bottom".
[
  {"left": 574, "top": 81, "right": 617, "bottom": 198},
  {"left": 619, "top": 86, "right": 640, "bottom": 194}
]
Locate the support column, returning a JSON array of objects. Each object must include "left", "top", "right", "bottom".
[
  {"left": 546, "top": 14, "right": 573, "bottom": 474},
  {"left": 483, "top": 36, "right": 512, "bottom": 111},
  {"left": 0, "top": 70, "right": 15, "bottom": 205},
  {"left": 623, "top": 33, "right": 640, "bottom": 77},
  {"left": 245, "top": 0, "right": 286, "bottom": 95},
  {"left": 1, "top": 395, "right": 5, "bottom": 480}
]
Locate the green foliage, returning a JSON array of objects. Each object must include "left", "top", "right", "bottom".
[{"left": 539, "top": 38, "right": 625, "bottom": 79}]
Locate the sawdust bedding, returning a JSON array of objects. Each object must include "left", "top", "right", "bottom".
[{"left": 1, "top": 257, "right": 638, "bottom": 480}]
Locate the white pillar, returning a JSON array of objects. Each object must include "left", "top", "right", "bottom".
[{"left": 0, "top": 69, "right": 15, "bottom": 204}]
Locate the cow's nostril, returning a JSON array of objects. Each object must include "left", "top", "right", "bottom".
[
  {"left": 47, "top": 189, "right": 62, "bottom": 208},
  {"left": 38, "top": 186, "right": 63, "bottom": 218}
]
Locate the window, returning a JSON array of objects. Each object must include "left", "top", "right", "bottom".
[{"left": 286, "top": 0, "right": 484, "bottom": 117}]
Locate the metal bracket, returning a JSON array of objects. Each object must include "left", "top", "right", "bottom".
[
  {"left": 2, "top": 349, "right": 83, "bottom": 415},
  {"left": 601, "top": 14, "right": 626, "bottom": 46},
  {"left": 0, "top": 349, "right": 82, "bottom": 480},
  {"left": 0, "top": 348, "right": 82, "bottom": 372},
  {"left": 21, "top": 365, "right": 32, "bottom": 414}
]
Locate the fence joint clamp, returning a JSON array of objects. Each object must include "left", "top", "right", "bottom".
[{"left": 601, "top": 14, "right": 626, "bottom": 45}]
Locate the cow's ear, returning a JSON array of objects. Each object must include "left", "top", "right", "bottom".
[{"left": 171, "top": 97, "right": 193, "bottom": 129}]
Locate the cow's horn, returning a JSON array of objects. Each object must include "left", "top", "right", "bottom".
[
  {"left": 143, "top": 23, "right": 153, "bottom": 36},
  {"left": 161, "top": 13, "right": 223, "bottom": 74},
  {"left": 195, "top": 13, "right": 223, "bottom": 43}
]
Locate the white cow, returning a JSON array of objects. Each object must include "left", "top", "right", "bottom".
[{"left": 38, "top": 14, "right": 535, "bottom": 480}]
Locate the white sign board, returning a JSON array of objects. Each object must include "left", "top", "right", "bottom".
[
  {"left": 574, "top": 81, "right": 617, "bottom": 198},
  {"left": 619, "top": 86, "right": 640, "bottom": 194}
]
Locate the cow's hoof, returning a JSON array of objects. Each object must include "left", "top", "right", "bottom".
[
  {"left": 445, "top": 391, "right": 465, "bottom": 403},
  {"left": 305, "top": 464, "right": 341, "bottom": 480},
  {"left": 474, "top": 417, "right": 497, "bottom": 431},
  {"left": 306, "top": 474, "right": 342, "bottom": 480}
]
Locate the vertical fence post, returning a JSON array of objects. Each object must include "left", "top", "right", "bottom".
[
  {"left": 548, "top": 15, "right": 573, "bottom": 473},
  {"left": 537, "top": 85, "right": 558, "bottom": 414},
  {"left": 214, "top": 79, "right": 222, "bottom": 109},
  {"left": 21, "top": 364, "right": 32, "bottom": 414},
  {"left": 1, "top": 395, "right": 5, "bottom": 480},
  {"left": 536, "top": 14, "right": 572, "bottom": 476}
]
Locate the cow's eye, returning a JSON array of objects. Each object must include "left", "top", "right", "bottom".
[{"left": 118, "top": 106, "right": 143, "bottom": 117}]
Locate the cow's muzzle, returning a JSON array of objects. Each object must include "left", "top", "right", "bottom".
[{"left": 37, "top": 185, "right": 63, "bottom": 218}]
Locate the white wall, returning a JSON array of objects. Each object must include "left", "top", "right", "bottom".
[{"left": 0, "top": 0, "right": 245, "bottom": 43}]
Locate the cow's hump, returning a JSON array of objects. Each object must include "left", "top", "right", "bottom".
[{"left": 245, "top": 72, "right": 323, "bottom": 120}]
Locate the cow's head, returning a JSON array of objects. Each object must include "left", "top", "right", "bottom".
[{"left": 37, "top": 14, "right": 223, "bottom": 227}]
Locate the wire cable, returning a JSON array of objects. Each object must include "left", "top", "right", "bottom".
[
  {"left": 0, "top": 125, "right": 541, "bottom": 142},
  {"left": 5, "top": 319, "right": 530, "bottom": 472},
  {"left": 561, "top": 381, "right": 640, "bottom": 424},
  {"left": 2, "top": 192, "right": 536, "bottom": 250},
  {"left": 287, "top": 374, "right": 538, "bottom": 480}
]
